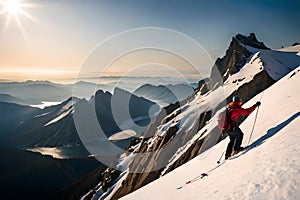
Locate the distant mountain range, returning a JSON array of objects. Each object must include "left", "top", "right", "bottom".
[
  {"left": 133, "top": 83, "right": 196, "bottom": 106},
  {"left": 0, "top": 87, "right": 157, "bottom": 149},
  {"left": 0, "top": 81, "right": 104, "bottom": 105},
  {"left": 0, "top": 80, "right": 198, "bottom": 106},
  {"left": 0, "top": 93, "right": 41, "bottom": 105}
]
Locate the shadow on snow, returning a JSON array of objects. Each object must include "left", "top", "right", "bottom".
[{"left": 234, "top": 111, "right": 300, "bottom": 158}]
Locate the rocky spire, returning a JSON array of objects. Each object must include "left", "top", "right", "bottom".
[
  {"left": 235, "top": 33, "right": 270, "bottom": 50},
  {"left": 210, "top": 33, "right": 269, "bottom": 89}
]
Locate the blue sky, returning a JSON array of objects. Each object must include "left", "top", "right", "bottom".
[{"left": 0, "top": 0, "right": 299, "bottom": 81}]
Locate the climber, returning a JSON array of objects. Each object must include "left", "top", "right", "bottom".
[{"left": 224, "top": 96, "right": 261, "bottom": 159}]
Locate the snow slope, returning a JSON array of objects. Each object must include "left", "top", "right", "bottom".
[
  {"left": 279, "top": 44, "right": 300, "bottom": 56},
  {"left": 121, "top": 67, "right": 300, "bottom": 200},
  {"left": 44, "top": 100, "right": 75, "bottom": 126}
]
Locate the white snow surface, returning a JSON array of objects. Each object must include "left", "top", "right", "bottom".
[
  {"left": 44, "top": 100, "right": 75, "bottom": 126},
  {"left": 121, "top": 67, "right": 300, "bottom": 200},
  {"left": 30, "top": 101, "right": 61, "bottom": 109},
  {"left": 44, "top": 108, "right": 73, "bottom": 126},
  {"left": 279, "top": 44, "right": 300, "bottom": 56},
  {"left": 108, "top": 130, "right": 137, "bottom": 141}
]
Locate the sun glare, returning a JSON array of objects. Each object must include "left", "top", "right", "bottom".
[
  {"left": 3, "top": 0, "right": 22, "bottom": 15},
  {"left": 0, "top": 0, "right": 38, "bottom": 30}
]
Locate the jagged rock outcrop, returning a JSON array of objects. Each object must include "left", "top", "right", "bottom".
[
  {"left": 142, "top": 92, "right": 197, "bottom": 139},
  {"left": 210, "top": 33, "right": 270, "bottom": 88},
  {"left": 225, "top": 70, "right": 275, "bottom": 107},
  {"left": 236, "top": 33, "right": 270, "bottom": 50},
  {"left": 101, "top": 168, "right": 121, "bottom": 192},
  {"left": 161, "top": 111, "right": 212, "bottom": 174},
  {"left": 195, "top": 78, "right": 210, "bottom": 94}
]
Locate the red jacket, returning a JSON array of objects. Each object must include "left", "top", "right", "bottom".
[{"left": 228, "top": 102, "right": 257, "bottom": 124}]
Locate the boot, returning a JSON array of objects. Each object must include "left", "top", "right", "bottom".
[
  {"left": 231, "top": 150, "right": 239, "bottom": 157},
  {"left": 225, "top": 155, "right": 231, "bottom": 160},
  {"left": 231, "top": 147, "right": 245, "bottom": 156}
]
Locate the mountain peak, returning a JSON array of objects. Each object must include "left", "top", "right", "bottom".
[
  {"left": 210, "top": 33, "right": 271, "bottom": 88},
  {"left": 234, "top": 33, "right": 270, "bottom": 50}
]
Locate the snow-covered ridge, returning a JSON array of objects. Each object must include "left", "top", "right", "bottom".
[
  {"left": 44, "top": 99, "right": 76, "bottom": 127},
  {"left": 236, "top": 42, "right": 300, "bottom": 81},
  {"left": 121, "top": 66, "right": 300, "bottom": 200},
  {"left": 260, "top": 48, "right": 300, "bottom": 80},
  {"left": 279, "top": 44, "right": 300, "bottom": 55},
  {"left": 44, "top": 108, "right": 74, "bottom": 127}
]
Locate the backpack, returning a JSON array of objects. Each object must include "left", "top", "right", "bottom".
[{"left": 217, "top": 108, "right": 233, "bottom": 131}]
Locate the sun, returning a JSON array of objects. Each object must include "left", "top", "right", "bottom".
[
  {"left": 1, "top": 0, "right": 24, "bottom": 16},
  {"left": 3, "top": 0, "right": 22, "bottom": 15},
  {"left": 0, "top": 0, "right": 38, "bottom": 29}
]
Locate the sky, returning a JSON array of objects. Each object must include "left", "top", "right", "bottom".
[{"left": 0, "top": 0, "right": 299, "bottom": 82}]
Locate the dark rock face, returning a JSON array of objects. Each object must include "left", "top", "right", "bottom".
[
  {"left": 161, "top": 111, "right": 212, "bottom": 175},
  {"left": 212, "top": 70, "right": 276, "bottom": 113},
  {"left": 235, "top": 33, "right": 270, "bottom": 50},
  {"left": 227, "top": 70, "right": 275, "bottom": 106},
  {"left": 210, "top": 33, "right": 270, "bottom": 88},
  {"left": 292, "top": 42, "right": 300, "bottom": 46},
  {"left": 195, "top": 78, "right": 210, "bottom": 95},
  {"left": 93, "top": 88, "right": 156, "bottom": 136},
  {"left": 101, "top": 168, "right": 121, "bottom": 192}
]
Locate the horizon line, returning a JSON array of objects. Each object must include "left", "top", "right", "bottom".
[{"left": 0, "top": 76, "right": 206, "bottom": 84}]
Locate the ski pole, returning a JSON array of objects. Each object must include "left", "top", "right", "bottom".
[
  {"left": 247, "top": 92, "right": 264, "bottom": 145},
  {"left": 248, "top": 105, "right": 259, "bottom": 145},
  {"left": 217, "top": 151, "right": 225, "bottom": 164}
]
